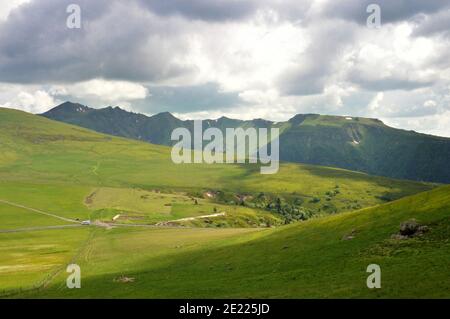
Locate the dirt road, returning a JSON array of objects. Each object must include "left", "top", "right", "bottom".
[{"left": 0, "top": 199, "right": 81, "bottom": 224}]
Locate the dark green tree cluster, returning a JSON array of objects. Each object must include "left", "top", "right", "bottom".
[{"left": 254, "top": 194, "right": 313, "bottom": 224}]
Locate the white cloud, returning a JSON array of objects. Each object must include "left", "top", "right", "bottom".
[
  {"left": 368, "top": 92, "right": 385, "bottom": 112},
  {"left": 51, "top": 79, "right": 149, "bottom": 104},
  {"left": 0, "top": 84, "right": 59, "bottom": 113},
  {"left": 344, "top": 23, "right": 440, "bottom": 91},
  {"left": 0, "top": 79, "right": 148, "bottom": 113},
  {"left": 424, "top": 99, "right": 437, "bottom": 108},
  {"left": 174, "top": 15, "right": 309, "bottom": 92},
  {"left": 383, "top": 111, "right": 450, "bottom": 137},
  {"left": 0, "top": 0, "right": 30, "bottom": 21}
]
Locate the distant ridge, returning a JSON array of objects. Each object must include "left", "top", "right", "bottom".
[{"left": 41, "top": 102, "right": 450, "bottom": 183}]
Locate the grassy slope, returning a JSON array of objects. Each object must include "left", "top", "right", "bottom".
[
  {"left": 24, "top": 185, "right": 450, "bottom": 298},
  {"left": 87, "top": 187, "right": 281, "bottom": 226},
  {"left": 280, "top": 114, "right": 450, "bottom": 183},
  {"left": 0, "top": 108, "right": 432, "bottom": 215},
  {"left": 0, "top": 203, "right": 69, "bottom": 230},
  {"left": 0, "top": 227, "right": 90, "bottom": 294}
]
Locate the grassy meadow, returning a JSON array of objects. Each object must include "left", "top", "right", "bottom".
[{"left": 14, "top": 185, "right": 450, "bottom": 299}]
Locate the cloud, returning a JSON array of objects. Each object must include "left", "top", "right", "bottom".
[
  {"left": 132, "top": 82, "right": 243, "bottom": 114},
  {"left": 137, "top": 0, "right": 259, "bottom": 22},
  {"left": 277, "top": 19, "right": 357, "bottom": 96},
  {"left": 0, "top": 84, "right": 59, "bottom": 113},
  {"left": 0, "top": 0, "right": 30, "bottom": 21},
  {"left": 350, "top": 73, "right": 435, "bottom": 91},
  {"left": 344, "top": 23, "right": 441, "bottom": 91},
  {"left": 323, "top": 0, "right": 450, "bottom": 25},
  {"left": 424, "top": 99, "right": 437, "bottom": 108},
  {"left": 0, "top": 0, "right": 194, "bottom": 84},
  {"left": 368, "top": 92, "right": 385, "bottom": 112},
  {"left": 51, "top": 79, "right": 148, "bottom": 104},
  {"left": 0, "top": 80, "right": 148, "bottom": 113},
  {"left": 366, "top": 88, "right": 447, "bottom": 118},
  {"left": 412, "top": 9, "right": 450, "bottom": 38},
  {"left": 383, "top": 111, "right": 450, "bottom": 137}
]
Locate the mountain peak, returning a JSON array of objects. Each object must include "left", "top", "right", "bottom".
[
  {"left": 55, "top": 101, "right": 88, "bottom": 110},
  {"left": 287, "top": 113, "right": 386, "bottom": 127},
  {"left": 215, "top": 116, "right": 244, "bottom": 125},
  {"left": 152, "top": 111, "right": 177, "bottom": 120},
  {"left": 103, "top": 106, "right": 128, "bottom": 113},
  {"left": 42, "top": 102, "right": 91, "bottom": 116},
  {"left": 288, "top": 113, "right": 318, "bottom": 125}
]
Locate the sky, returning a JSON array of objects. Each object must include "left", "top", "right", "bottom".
[{"left": 0, "top": 0, "right": 450, "bottom": 137}]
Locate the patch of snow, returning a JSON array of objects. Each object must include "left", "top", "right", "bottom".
[{"left": 345, "top": 117, "right": 352, "bottom": 120}]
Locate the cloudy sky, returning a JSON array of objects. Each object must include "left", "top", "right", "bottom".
[{"left": 1, "top": 0, "right": 450, "bottom": 136}]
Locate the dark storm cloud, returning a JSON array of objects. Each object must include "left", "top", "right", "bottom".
[
  {"left": 0, "top": 0, "right": 194, "bottom": 84},
  {"left": 324, "top": 0, "right": 450, "bottom": 25},
  {"left": 137, "top": 0, "right": 316, "bottom": 23},
  {"left": 279, "top": 63, "right": 328, "bottom": 96},
  {"left": 278, "top": 20, "right": 356, "bottom": 96},
  {"left": 279, "top": 0, "right": 447, "bottom": 97},
  {"left": 137, "top": 0, "right": 259, "bottom": 22},
  {"left": 1, "top": 0, "right": 449, "bottom": 99},
  {"left": 0, "top": 0, "right": 309, "bottom": 85},
  {"left": 350, "top": 75, "right": 435, "bottom": 92},
  {"left": 133, "top": 83, "right": 243, "bottom": 114},
  {"left": 413, "top": 9, "right": 450, "bottom": 38}
]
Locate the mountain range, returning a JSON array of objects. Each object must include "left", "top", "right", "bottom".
[{"left": 41, "top": 102, "right": 450, "bottom": 184}]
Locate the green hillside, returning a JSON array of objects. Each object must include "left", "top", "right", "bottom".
[
  {"left": 280, "top": 114, "right": 450, "bottom": 184},
  {"left": 8, "top": 185, "right": 450, "bottom": 299},
  {"left": 42, "top": 102, "right": 450, "bottom": 183},
  {"left": 0, "top": 108, "right": 431, "bottom": 221},
  {"left": 0, "top": 107, "right": 447, "bottom": 298}
]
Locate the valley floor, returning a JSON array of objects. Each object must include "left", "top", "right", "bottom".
[{"left": 1, "top": 185, "right": 449, "bottom": 298}]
